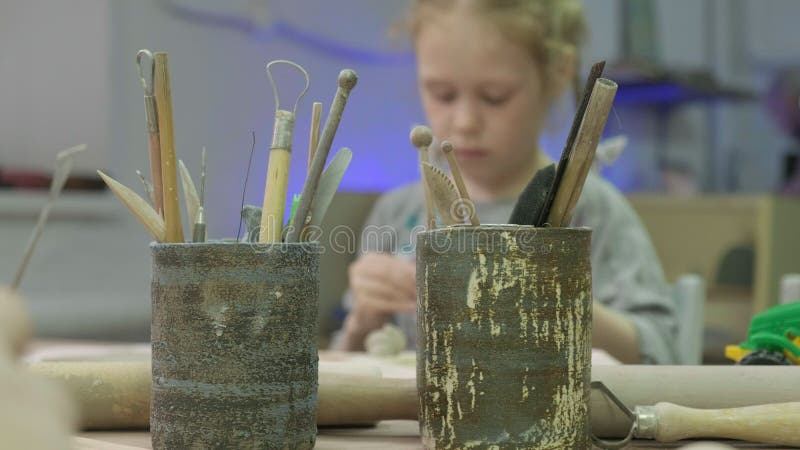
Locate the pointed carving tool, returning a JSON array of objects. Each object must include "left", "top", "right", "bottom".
[
  {"left": 508, "top": 163, "right": 556, "bottom": 226},
  {"left": 178, "top": 159, "right": 199, "bottom": 233},
  {"left": 308, "top": 102, "right": 323, "bottom": 176},
  {"left": 422, "top": 162, "right": 462, "bottom": 226},
  {"left": 410, "top": 126, "right": 437, "bottom": 230},
  {"left": 12, "top": 144, "right": 86, "bottom": 290},
  {"left": 537, "top": 60, "right": 605, "bottom": 227},
  {"left": 136, "top": 50, "right": 163, "bottom": 217},
  {"left": 441, "top": 141, "right": 479, "bottom": 226},
  {"left": 192, "top": 146, "right": 207, "bottom": 242},
  {"left": 287, "top": 69, "right": 358, "bottom": 243}
]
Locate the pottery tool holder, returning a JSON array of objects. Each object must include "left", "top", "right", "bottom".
[
  {"left": 417, "top": 225, "right": 593, "bottom": 449},
  {"left": 150, "top": 242, "right": 319, "bottom": 449}
]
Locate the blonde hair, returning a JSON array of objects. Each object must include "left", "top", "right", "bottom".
[{"left": 404, "top": 0, "right": 587, "bottom": 95}]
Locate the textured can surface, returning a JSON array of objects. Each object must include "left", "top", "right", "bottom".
[
  {"left": 151, "top": 242, "right": 319, "bottom": 449},
  {"left": 417, "top": 226, "right": 592, "bottom": 449}
]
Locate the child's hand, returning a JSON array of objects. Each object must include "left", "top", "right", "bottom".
[{"left": 343, "top": 253, "right": 416, "bottom": 344}]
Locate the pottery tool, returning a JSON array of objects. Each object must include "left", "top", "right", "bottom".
[
  {"left": 592, "top": 382, "right": 800, "bottom": 447},
  {"left": 422, "top": 162, "right": 462, "bottom": 226},
  {"left": 153, "top": 52, "right": 184, "bottom": 242},
  {"left": 236, "top": 131, "right": 257, "bottom": 243},
  {"left": 537, "top": 60, "right": 605, "bottom": 227},
  {"left": 136, "top": 50, "right": 164, "bottom": 217},
  {"left": 177, "top": 159, "right": 199, "bottom": 234},
  {"left": 441, "top": 141, "right": 479, "bottom": 226},
  {"left": 410, "top": 126, "right": 437, "bottom": 229},
  {"left": 547, "top": 78, "right": 618, "bottom": 227},
  {"left": 287, "top": 69, "right": 358, "bottom": 243},
  {"left": 192, "top": 147, "right": 207, "bottom": 242},
  {"left": 308, "top": 102, "right": 323, "bottom": 176},
  {"left": 508, "top": 163, "right": 556, "bottom": 226},
  {"left": 307, "top": 147, "right": 352, "bottom": 229},
  {"left": 259, "top": 60, "right": 310, "bottom": 243},
  {"left": 98, "top": 171, "right": 166, "bottom": 242},
  {"left": 12, "top": 144, "right": 86, "bottom": 290},
  {"left": 135, "top": 169, "right": 156, "bottom": 208}
]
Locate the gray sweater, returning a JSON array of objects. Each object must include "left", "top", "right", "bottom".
[{"left": 341, "top": 174, "right": 678, "bottom": 364}]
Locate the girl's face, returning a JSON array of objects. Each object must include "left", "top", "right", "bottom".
[{"left": 416, "top": 7, "right": 554, "bottom": 188}]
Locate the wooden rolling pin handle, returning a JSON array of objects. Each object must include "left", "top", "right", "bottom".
[{"left": 641, "top": 402, "right": 800, "bottom": 446}]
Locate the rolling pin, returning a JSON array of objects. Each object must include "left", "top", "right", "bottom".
[{"left": 29, "top": 361, "right": 800, "bottom": 442}]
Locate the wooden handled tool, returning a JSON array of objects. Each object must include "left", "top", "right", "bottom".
[
  {"left": 287, "top": 69, "right": 358, "bottom": 242},
  {"left": 422, "top": 162, "right": 462, "bottom": 226},
  {"left": 308, "top": 102, "right": 323, "bottom": 176},
  {"left": 97, "top": 171, "right": 166, "bottom": 242},
  {"left": 410, "top": 126, "right": 437, "bottom": 230},
  {"left": 136, "top": 50, "right": 164, "bottom": 217},
  {"left": 153, "top": 52, "right": 184, "bottom": 243},
  {"left": 547, "top": 78, "right": 618, "bottom": 226},
  {"left": 260, "top": 60, "right": 310, "bottom": 243},
  {"left": 537, "top": 61, "right": 605, "bottom": 227},
  {"left": 441, "top": 141, "right": 479, "bottom": 226},
  {"left": 633, "top": 402, "right": 800, "bottom": 446}
]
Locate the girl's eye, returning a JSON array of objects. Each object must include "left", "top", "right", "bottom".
[
  {"left": 482, "top": 91, "right": 511, "bottom": 106},
  {"left": 431, "top": 90, "right": 456, "bottom": 103}
]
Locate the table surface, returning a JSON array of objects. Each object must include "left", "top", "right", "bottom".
[{"left": 23, "top": 342, "right": 790, "bottom": 450}]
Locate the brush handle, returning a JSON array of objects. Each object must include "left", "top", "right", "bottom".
[
  {"left": 638, "top": 402, "right": 800, "bottom": 446},
  {"left": 153, "top": 52, "right": 184, "bottom": 243},
  {"left": 145, "top": 102, "right": 164, "bottom": 217},
  {"left": 260, "top": 110, "right": 295, "bottom": 243}
]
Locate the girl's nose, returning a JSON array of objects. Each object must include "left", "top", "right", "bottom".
[{"left": 452, "top": 99, "right": 481, "bottom": 135}]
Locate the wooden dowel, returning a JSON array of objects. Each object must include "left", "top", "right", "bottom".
[
  {"left": 153, "top": 52, "right": 184, "bottom": 243},
  {"left": 308, "top": 102, "right": 322, "bottom": 176},
  {"left": 410, "top": 126, "right": 436, "bottom": 230}
]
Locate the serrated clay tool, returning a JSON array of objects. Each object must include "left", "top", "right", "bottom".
[
  {"left": 422, "top": 162, "right": 462, "bottom": 226},
  {"left": 410, "top": 126, "right": 437, "bottom": 229},
  {"left": 592, "top": 381, "right": 800, "bottom": 448},
  {"left": 259, "top": 60, "right": 310, "bottom": 243},
  {"left": 441, "top": 140, "right": 479, "bottom": 226},
  {"left": 287, "top": 69, "right": 358, "bottom": 243}
]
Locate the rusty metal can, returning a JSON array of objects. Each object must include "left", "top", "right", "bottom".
[
  {"left": 417, "top": 226, "right": 592, "bottom": 449},
  {"left": 151, "top": 241, "right": 319, "bottom": 449}
]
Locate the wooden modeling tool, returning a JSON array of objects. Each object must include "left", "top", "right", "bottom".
[
  {"left": 441, "top": 141, "right": 479, "bottom": 226},
  {"left": 537, "top": 61, "right": 605, "bottom": 227},
  {"left": 153, "top": 52, "right": 184, "bottom": 243},
  {"left": 508, "top": 163, "right": 556, "bottom": 226},
  {"left": 97, "top": 171, "right": 166, "bottom": 242},
  {"left": 308, "top": 102, "right": 323, "bottom": 176},
  {"left": 135, "top": 169, "right": 156, "bottom": 207},
  {"left": 12, "top": 144, "right": 86, "bottom": 290},
  {"left": 410, "top": 126, "right": 437, "bottom": 230},
  {"left": 136, "top": 50, "right": 164, "bottom": 217},
  {"left": 547, "top": 78, "right": 617, "bottom": 227},
  {"left": 422, "top": 162, "right": 462, "bottom": 226},
  {"left": 193, "top": 147, "right": 207, "bottom": 242},
  {"left": 307, "top": 147, "right": 352, "bottom": 229},
  {"left": 287, "top": 69, "right": 358, "bottom": 243},
  {"left": 259, "top": 60, "right": 310, "bottom": 243},
  {"left": 177, "top": 159, "right": 199, "bottom": 233}
]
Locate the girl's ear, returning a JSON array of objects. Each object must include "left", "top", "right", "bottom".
[{"left": 547, "top": 48, "right": 578, "bottom": 103}]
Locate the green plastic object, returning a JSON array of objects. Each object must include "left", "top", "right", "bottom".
[
  {"left": 737, "top": 302, "right": 800, "bottom": 360},
  {"left": 286, "top": 194, "right": 301, "bottom": 227}
]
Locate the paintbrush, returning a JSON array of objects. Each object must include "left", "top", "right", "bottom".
[
  {"left": 286, "top": 69, "right": 358, "bottom": 243},
  {"left": 536, "top": 61, "right": 606, "bottom": 227},
  {"left": 259, "top": 60, "right": 310, "bottom": 243},
  {"left": 153, "top": 52, "right": 184, "bottom": 242},
  {"left": 136, "top": 50, "right": 164, "bottom": 217},
  {"left": 508, "top": 163, "right": 556, "bottom": 226},
  {"left": 12, "top": 144, "right": 86, "bottom": 290},
  {"left": 441, "top": 141, "right": 479, "bottom": 226},
  {"left": 410, "top": 126, "right": 437, "bottom": 230},
  {"left": 97, "top": 170, "right": 166, "bottom": 243},
  {"left": 547, "top": 78, "right": 618, "bottom": 227}
]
